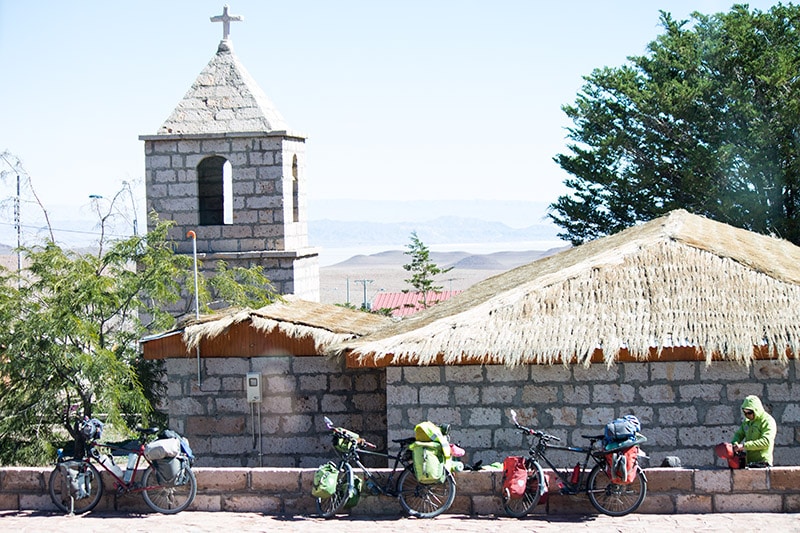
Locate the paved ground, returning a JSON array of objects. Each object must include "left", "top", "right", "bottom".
[{"left": 2, "top": 511, "right": 800, "bottom": 533}]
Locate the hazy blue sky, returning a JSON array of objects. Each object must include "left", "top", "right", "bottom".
[{"left": 0, "top": 0, "right": 782, "bottom": 229}]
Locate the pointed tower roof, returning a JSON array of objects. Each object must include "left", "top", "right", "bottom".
[{"left": 158, "top": 40, "right": 288, "bottom": 135}]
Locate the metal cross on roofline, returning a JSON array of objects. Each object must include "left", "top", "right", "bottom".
[{"left": 210, "top": 4, "right": 243, "bottom": 41}]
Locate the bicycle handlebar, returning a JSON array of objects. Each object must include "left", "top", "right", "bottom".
[
  {"left": 509, "top": 409, "right": 561, "bottom": 442},
  {"left": 325, "top": 416, "right": 376, "bottom": 449}
]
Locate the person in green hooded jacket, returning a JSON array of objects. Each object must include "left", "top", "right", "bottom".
[{"left": 731, "top": 395, "right": 777, "bottom": 467}]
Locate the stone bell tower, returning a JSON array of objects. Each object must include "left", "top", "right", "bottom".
[{"left": 139, "top": 6, "right": 319, "bottom": 304}]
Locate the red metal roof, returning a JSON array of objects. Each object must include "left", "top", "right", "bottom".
[{"left": 371, "top": 291, "right": 462, "bottom": 317}]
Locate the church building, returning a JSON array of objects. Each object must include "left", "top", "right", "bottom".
[{"left": 139, "top": 5, "right": 319, "bottom": 308}]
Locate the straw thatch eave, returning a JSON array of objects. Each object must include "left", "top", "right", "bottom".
[
  {"left": 336, "top": 210, "right": 800, "bottom": 367},
  {"left": 140, "top": 296, "right": 392, "bottom": 359}
]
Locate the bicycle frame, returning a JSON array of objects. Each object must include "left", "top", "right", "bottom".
[
  {"left": 525, "top": 432, "right": 605, "bottom": 494},
  {"left": 85, "top": 440, "right": 153, "bottom": 493},
  {"left": 330, "top": 431, "right": 414, "bottom": 497}
]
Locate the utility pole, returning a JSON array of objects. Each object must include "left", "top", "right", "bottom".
[{"left": 354, "top": 279, "right": 373, "bottom": 310}]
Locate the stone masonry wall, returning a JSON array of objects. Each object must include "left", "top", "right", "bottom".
[
  {"left": 163, "top": 355, "right": 386, "bottom": 468},
  {"left": 386, "top": 360, "right": 799, "bottom": 469},
  {"left": 144, "top": 134, "right": 309, "bottom": 254},
  {"left": 4, "top": 466, "right": 800, "bottom": 514},
  {"left": 143, "top": 133, "right": 320, "bottom": 303}
]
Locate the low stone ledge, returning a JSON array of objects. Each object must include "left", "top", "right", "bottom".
[{"left": 1, "top": 466, "right": 799, "bottom": 514}]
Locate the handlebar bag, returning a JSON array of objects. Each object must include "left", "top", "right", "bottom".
[
  {"left": 311, "top": 462, "right": 339, "bottom": 498},
  {"left": 410, "top": 441, "right": 446, "bottom": 484},
  {"left": 502, "top": 456, "right": 528, "bottom": 498},
  {"left": 333, "top": 428, "right": 360, "bottom": 453}
]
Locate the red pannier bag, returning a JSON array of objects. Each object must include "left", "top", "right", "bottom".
[
  {"left": 502, "top": 456, "right": 528, "bottom": 498},
  {"left": 715, "top": 442, "right": 745, "bottom": 469},
  {"left": 605, "top": 445, "right": 639, "bottom": 484}
]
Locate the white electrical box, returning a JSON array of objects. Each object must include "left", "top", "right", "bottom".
[{"left": 245, "top": 372, "right": 262, "bottom": 403}]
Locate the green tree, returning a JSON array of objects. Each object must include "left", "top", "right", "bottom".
[
  {"left": 402, "top": 231, "right": 452, "bottom": 309},
  {"left": 551, "top": 4, "right": 800, "bottom": 245},
  {"left": 0, "top": 201, "right": 277, "bottom": 465}
]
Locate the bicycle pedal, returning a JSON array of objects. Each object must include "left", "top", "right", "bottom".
[{"left": 559, "top": 487, "right": 578, "bottom": 495}]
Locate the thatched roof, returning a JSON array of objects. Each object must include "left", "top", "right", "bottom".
[
  {"left": 336, "top": 210, "right": 800, "bottom": 367},
  {"left": 141, "top": 296, "right": 391, "bottom": 359}
]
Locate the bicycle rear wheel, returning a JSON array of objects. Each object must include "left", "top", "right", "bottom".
[
  {"left": 48, "top": 461, "right": 103, "bottom": 514},
  {"left": 586, "top": 463, "right": 646, "bottom": 516},
  {"left": 141, "top": 462, "right": 197, "bottom": 514},
  {"left": 502, "top": 461, "right": 543, "bottom": 518},
  {"left": 398, "top": 467, "right": 456, "bottom": 518},
  {"left": 316, "top": 462, "right": 353, "bottom": 518}
]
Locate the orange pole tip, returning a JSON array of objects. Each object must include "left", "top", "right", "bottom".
[{"left": 187, "top": 230, "right": 196, "bottom": 239}]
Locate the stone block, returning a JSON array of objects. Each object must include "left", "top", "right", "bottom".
[
  {"left": 19, "top": 494, "right": 55, "bottom": 512},
  {"left": 186, "top": 416, "right": 246, "bottom": 435},
  {"left": 521, "top": 384, "right": 559, "bottom": 404},
  {"left": 726, "top": 382, "right": 765, "bottom": 401},
  {"left": 251, "top": 468, "right": 302, "bottom": 492},
  {"left": 419, "top": 385, "right": 450, "bottom": 404},
  {"left": 2, "top": 468, "right": 44, "bottom": 491},
  {"left": 678, "top": 426, "right": 729, "bottom": 447},
  {"left": 545, "top": 493, "right": 595, "bottom": 514},
  {"left": 529, "top": 364, "right": 571, "bottom": 383},
  {"left": 190, "top": 493, "right": 223, "bottom": 511},
  {"left": 467, "top": 407, "right": 503, "bottom": 427},
  {"left": 470, "top": 494, "right": 502, "bottom": 515},
  {"left": 548, "top": 406, "right": 578, "bottom": 426},
  {"left": 0, "top": 492, "right": 18, "bottom": 510},
  {"left": 644, "top": 468, "right": 693, "bottom": 492},
  {"left": 657, "top": 406, "right": 698, "bottom": 425},
  {"left": 454, "top": 385, "right": 481, "bottom": 405},
  {"left": 699, "top": 362, "right": 751, "bottom": 381},
  {"left": 444, "top": 366, "right": 484, "bottom": 383},
  {"left": 573, "top": 364, "right": 619, "bottom": 382},
  {"left": 678, "top": 383, "right": 723, "bottom": 402},
  {"left": 753, "top": 361, "right": 789, "bottom": 380},
  {"left": 453, "top": 471, "right": 494, "bottom": 494},
  {"left": 637, "top": 493, "right": 674, "bottom": 513},
  {"left": 732, "top": 468, "right": 768, "bottom": 491},
  {"left": 784, "top": 494, "right": 800, "bottom": 512},
  {"left": 223, "top": 494, "right": 282, "bottom": 513},
  {"left": 444, "top": 493, "right": 472, "bottom": 515},
  {"left": 485, "top": 365, "right": 529, "bottom": 383},
  {"left": 592, "top": 383, "right": 636, "bottom": 403},
  {"left": 580, "top": 407, "right": 615, "bottom": 425},
  {"left": 639, "top": 385, "right": 676, "bottom": 403},
  {"left": 675, "top": 493, "right": 713, "bottom": 513},
  {"left": 481, "top": 385, "right": 517, "bottom": 404},
  {"left": 769, "top": 467, "right": 800, "bottom": 490},
  {"left": 624, "top": 362, "right": 649, "bottom": 382},
  {"left": 651, "top": 361, "right": 697, "bottom": 381},
  {"left": 403, "top": 367, "right": 442, "bottom": 384},
  {"left": 714, "top": 493, "right": 782, "bottom": 512},
  {"left": 694, "top": 469, "right": 731, "bottom": 493},
  {"left": 195, "top": 467, "right": 248, "bottom": 491},
  {"left": 425, "top": 407, "right": 462, "bottom": 425}
]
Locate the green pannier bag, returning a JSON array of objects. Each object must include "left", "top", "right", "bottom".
[
  {"left": 410, "top": 441, "right": 446, "bottom": 484},
  {"left": 312, "top": 462, "right": 339, "bottom": 498},
  {"left": 345, "top": 476, "right": 362, "bottom": 508}
]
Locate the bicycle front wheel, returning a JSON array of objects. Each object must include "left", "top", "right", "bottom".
[
  {"left": 398, "top": 467, "right": 456, "bottom": 518},
  {"left": 48, "top": 461, "right": 103, "bottom": 514},
  {"left": 586, "top": 463, "right": 646, "bottom": 516},
  {"left": 316, "top": 462, "right": 353, "bottom": 518},
  {"left": 141, "top": 463, "right": 197, "bottom": 514},
  {"left": 502, "top": 460, "right": 543, "bottom": 518}
]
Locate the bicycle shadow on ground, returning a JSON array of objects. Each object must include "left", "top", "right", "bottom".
[{"left": 269, "top": 513, "right": 599, "bottom": 523}]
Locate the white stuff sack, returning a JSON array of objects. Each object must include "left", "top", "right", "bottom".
[{"left": 144, "top": 438, "right": 181, "bottom": 461}]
